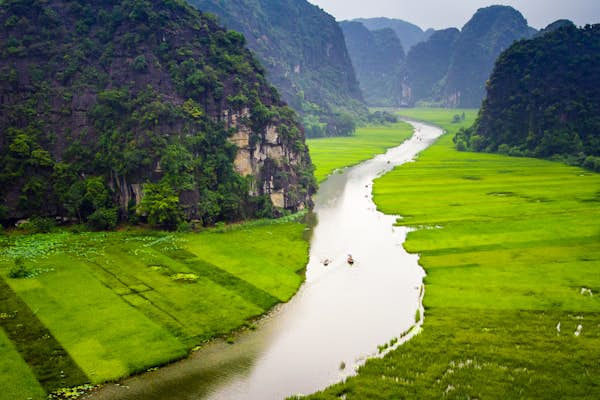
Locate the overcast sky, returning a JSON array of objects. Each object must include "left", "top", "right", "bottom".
[{"left": 306, "top": 0, "right": 600, "bottom": 30}]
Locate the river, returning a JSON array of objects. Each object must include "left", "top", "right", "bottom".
[{"left": 85, "top": 120, "right": 443, "bottom": 400}]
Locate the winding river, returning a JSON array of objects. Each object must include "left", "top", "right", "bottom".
[{"left": 86, "top": 120, "right": 443, "bottom": 400}]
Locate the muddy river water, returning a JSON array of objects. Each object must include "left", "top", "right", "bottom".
[{"left": 86, "top": 121, "right": 443, "bottom": 400}]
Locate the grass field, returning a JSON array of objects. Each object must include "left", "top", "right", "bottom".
[
  {"left": 307, "top": 123, "right": 413, "bottom": 182},
  {"left": 0, "top": 218, "right": 309, "bottom": 399},
  {"left": 305, "top": 109, "right": 600, "bottom": 399},
  {"left": 0, "top": 328, "right": 46, "bottom": 400}
]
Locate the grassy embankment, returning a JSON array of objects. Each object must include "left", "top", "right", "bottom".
[
  {"left": 307, "top": 123, "right": 413, "bottom": 182},
  {"left": 0, "top": 219, "right": 309, "bottom": 399},
  {"left": 305, "top": 108, "right": 600, "bottom": 399}
]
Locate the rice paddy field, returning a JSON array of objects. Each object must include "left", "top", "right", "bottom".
[
  {"left": 0, "top": 219, "right": 309, "bottom": 399},
  {"left": 305, "top": 108, "right": 600, "bottom": 399},
  {"left": 307, "top": 123, "right": 413, "bottom": 182}
]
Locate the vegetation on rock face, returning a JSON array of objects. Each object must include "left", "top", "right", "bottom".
[
  {"left": 455, "top": 24, "right": 600, "bottom": 171},
  {"left": 353, "top": 17, "right": 434, "bottom": 52},
  {"left": 0, "top": 0, "right": 315, "bottom": 227},
  {"left": 404, "top": 5, "right": 535, "bottom": 107},
  {"left": 339, "top": 22, "right": 410, "bottom": 107},
  {"left": 406, "top": 28, "right": 460, "bottom": 104},
  {"left": 535, "top": 19, "right": 576, "bottom": 37},
  {"left": 191, "top": 0, "right": 367, "bottom": 138},
  {"left": 350, "top": 6, "right": 535, "bottom": 108},
  {"left": 305, "top": 108, "right": 600, "bottom": 399},
  {"left": 442, "top": 5, "right": 536, "bottom": 107}
]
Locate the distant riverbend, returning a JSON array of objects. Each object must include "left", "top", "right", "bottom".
[{"left": 86, "top": 121, "right": 444, "bottom": 400}]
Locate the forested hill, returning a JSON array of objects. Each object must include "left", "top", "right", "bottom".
[
  {"left": 455, "top": 24, "right": 600, "bottom": 171},
  {"left": 0, "top": 0, "right": 316, "bottom": 229},
  {"left": 406, "top": 28, "right": 460, "bottom": 103},
  {"left": 191, "top": 0, "right": 367, "bottom": 138},
  {"left": 353, "top": 17, "right": 434, "bottom": 52},
  {"left": 536, "top": 19, "right": 575, "bottom": 37},
  {"left": 442, "top": 5, "right": 536, "bottom": 107},
  {"left": 340, "top": 21, "right": 410, "bottom": 107}
]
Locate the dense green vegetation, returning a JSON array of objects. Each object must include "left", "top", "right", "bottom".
[
  {"left": 0, "top": 218, "right": 309, "bottom": 398},
  {"left": 407, "top": 28, "right": 460, "bottom": 104},
  {"left": 192, "top": 0, "right": 367, "bottom": 137},
  {"left": 0, "top": 328, "right": 46, "bottom": 399},
  {"left": 0, "top": 0, "right": 314, "bottom": 227},
  {"left": 353, "top": 17, "right": 434, "bottom": 52},
  {"left": 405, "top": 6, "right": 535, "bottom": 107},
  {"left": 350, "top": 6, "right": 536, "bottom": 108},
  {"left": 305, "top": 108, "right": 600, "bottom": 399},
  {"left": 455, "top": 24, "right": 600, "bottom": 171},
  {"left": 340, "top": 22, "right": 409, "bottom": 107},
  {"left": 442, "top": 6, "right": 536, "bottom": 107},
  {"left": 307, "top": 122, "right": 413, "bottom": 183}
]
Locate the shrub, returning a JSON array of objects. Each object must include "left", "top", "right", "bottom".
[
  {"left": 138, "top": 182, "right": 182, "bottom": 230},
  {"left": 508, "top": 146, "right": 525, "bottom": 157},
  {"left": 498, "top": 144, "right": 510, "bottom": 155},
  {"left": 455, "top": 139, "right": 467, "bottom": 152},
  {"left": 583, "top": 155, "right": 600, "bottom": 172},
  {"left": 21, "top": 217, "right": 56, "bottom": 233},
  {"left": 132, "top": 55, "right": 148, "bottom": 72},
  {"left": 176, "top": 221, "right": 193, "bottom": 233},
  {"left": 9, "top": 257, "right": 32, "bottom": 279},
  {"left": 86, "top": 207, "right": 117, "bottom": 231}
]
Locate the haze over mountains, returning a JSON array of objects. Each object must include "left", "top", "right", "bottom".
[
  {"left": 0, "top": 0, "right": 597, "bottom": 227},
  {"left": 191, "top": 0, "right": 367, "bottom": 138},
  {"left": 339, "top": 21, "right": 410, "bottom": 107},
  {"left": 353, "top": 17, "right": 434, "bottom": 51},
  {"left": 347, "top": 5, "right": 538, "bottom": 107}
]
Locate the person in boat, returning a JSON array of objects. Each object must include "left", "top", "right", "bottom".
[{"left": 347, "top": 254, "right": 354, "bottom": 265}]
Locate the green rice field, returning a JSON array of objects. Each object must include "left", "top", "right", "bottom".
[
  {"left": 0, "top": 219, "right": 309, "bottom": 399},
  {"left": 305, "top": 108, "right": 600, "bottom": 399},
  {"left": 307, "top": 123, "right": 413, "bottom": 182}
]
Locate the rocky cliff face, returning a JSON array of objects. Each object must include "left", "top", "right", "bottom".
[
  {"left": 353, "top": 17, "right": 434, "bottom": 52},
  {"left": 406, "top": 28, "right": 460, "bottom": 103},
  {"left": 402, "top": 6, "right": 537, "bottom": 107},
  {"left": 225, "top": 108, "right": 310, "bottom": 209},
  {"left": 442, "top": 5, "right": 536, "bottom": 107},
  {"left": 190, "top": 0, "right": 367, "bottom": 137},
  {"left": 0, "top": 0, "right": 315, "bottom": 224},
  {"left": 340, "top": 21, "right": 410, "bottom": 107}
]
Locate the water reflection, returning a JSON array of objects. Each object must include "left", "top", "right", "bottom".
[{"left": 86, "top": 121, "right": 442, "bottom": 400}]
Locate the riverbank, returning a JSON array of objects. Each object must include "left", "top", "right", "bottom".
[
  {"left": 305, "top": 108, "right": 600, "bottom": 399},
  {"left": 82, "top": 119, "right": 437, "bottom": 400},
  {"left": 0, "top": 218, "right": 309, "bottom": 399},
  {"left": 307, "top": 122, "right": 413, "bottom": 182}
]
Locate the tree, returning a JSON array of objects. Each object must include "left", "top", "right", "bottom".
[{"left": 138, "top": 182, "right": 182, "bottom": 230}]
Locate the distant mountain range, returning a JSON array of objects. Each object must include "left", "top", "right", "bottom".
[
  {"left": 353, "top": 17, "right": 434, "bottom": 52},
  {"left": 441, "top": 5, "right": 537, "bottom": 107},
  {"left": 406, "top": 28, "right": 460, "bottom": 103},
  {"left": 349, "top": 6, "right": 539, "bottom": 108},
  {"left": 340, "top": 22, "right": 410, "bottom": 107},
  {"left": 186, "top": 2, "right": 548, "bottom": 112}
]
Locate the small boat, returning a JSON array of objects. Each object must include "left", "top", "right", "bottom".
[
  {"left": 347, "top": 255, "right": 354, "bottom": 265},
  {"left": 323, "top": 258, "right": 331, "bottom": 266}
]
